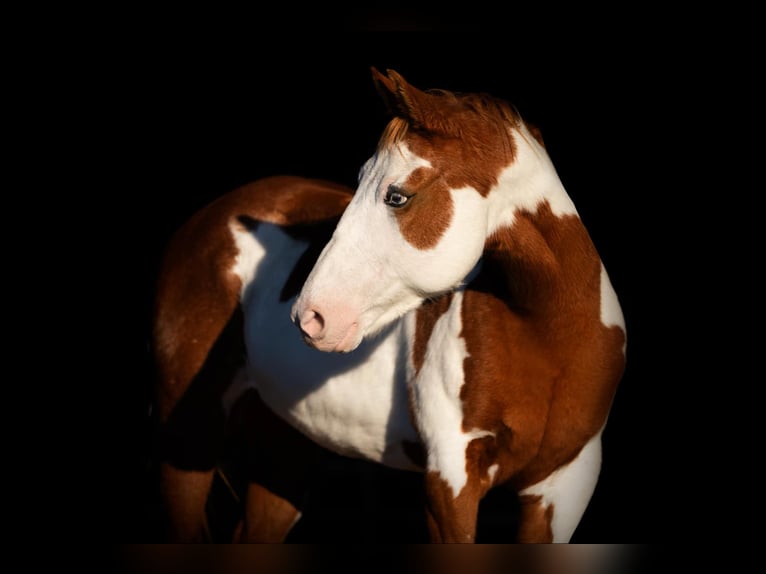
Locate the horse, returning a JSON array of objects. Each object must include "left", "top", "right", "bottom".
[{"left": 151, "top": 67, "right": 627, "bottom": 543}]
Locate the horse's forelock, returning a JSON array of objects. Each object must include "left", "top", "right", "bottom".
[{"left": 377, "top": 117, "right": 410, "bottom": 151}]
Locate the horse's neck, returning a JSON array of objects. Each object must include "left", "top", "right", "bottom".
[
  {"left": 487, "top": 125, "right": 576, "bottom": 235},
  {"left": 482, "top": 135, "right": 598, "bottom": 316}
]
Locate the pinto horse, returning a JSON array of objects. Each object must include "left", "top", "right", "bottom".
[{"left": 152, "top": 67, "right": 626, "bottom": 543}]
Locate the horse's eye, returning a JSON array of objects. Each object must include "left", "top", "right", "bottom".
[{"left": 384, "top": 186, "right": 412, "bottom": 208}]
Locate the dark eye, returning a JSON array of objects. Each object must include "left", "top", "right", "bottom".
[{"left": 384, "top": 185, "right": 412, "bottom": 208}]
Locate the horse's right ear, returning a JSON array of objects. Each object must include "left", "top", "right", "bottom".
[
  {"left": 371, "top": 67, "right": 433, "bottom": 130},
  {"left": 370, "top": 67, "right": 459, "bottom": 136}
]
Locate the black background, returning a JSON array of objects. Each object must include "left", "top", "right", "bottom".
[{"left": 68, "top": 7, "right": 705, "bottom": 544}]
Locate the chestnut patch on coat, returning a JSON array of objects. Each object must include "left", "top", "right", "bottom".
[
  {"left": 153, "top": 199, "right": 245, "bottom": 423},
  {"left": 457, "top": 201, "right": 626, "bottom": 490},
  {"left": 517, "top": 494, "right": 553, "bottom": 543},
  {"left": 402, "top": 95, "right": 518, "bottom": 199},
  {"left": 424, "top": 470, "right": 483, "bottom": 543},
  {"left": 395, "top": 166, "right": 454, "bottom": 250}
]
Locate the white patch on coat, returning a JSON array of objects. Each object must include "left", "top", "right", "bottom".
[
  {"left": 519, "top": 430, "right": 603, "bottom": 542},
  {"left": 231, "top": 222, "right": 421, "bottom": 470},
  {"left": 409, "top": 290, "right": 494, "bottom": 498},
  {"left": 599, "top": 263, "right": 627, "bottom": 354},
  {"left": 487, "top": 122, "right": 578, "bottom": 235},
  {"left": 230, "top": 219, "right": 267, "bottom": 299},
  {"left": 487, "top": 463, "right": 499, "bottom": 485}
]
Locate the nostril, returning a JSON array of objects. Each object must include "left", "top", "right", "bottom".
[{"left": 298, "top": 309, "right": 325, "bottom": 339}]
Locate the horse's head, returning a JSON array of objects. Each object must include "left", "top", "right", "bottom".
[{"left": 291, "top": 67, "right": 541, "bottom": 352}]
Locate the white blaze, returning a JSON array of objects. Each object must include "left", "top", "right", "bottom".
[{"left": 293, "top": 142, "right": 488, "bottom": 348}]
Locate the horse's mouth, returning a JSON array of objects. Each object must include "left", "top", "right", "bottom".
[
  {"left": 298, "top": 320, "right": 360, "bottom": 354},
  {"left": 332, "top": 322, "right": 360, "bottom": 353}
]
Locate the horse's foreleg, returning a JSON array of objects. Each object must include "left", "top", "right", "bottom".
[
  {"left": 153, "top": 304, "right": 245, "bottom": 542},
  {"left": 236, "top": 483, "right": 303, "bottom": 542},
  {"left": 423, "top": 470, "right": 483, "bottom": 543},
  {"left": 155, "top": 368, "right": 232, "bottom": 541},
  {"left": 159, "top": 464, "right": 215, "bottom": 542},
  {"left": 156, "top": 401, "right": 227, "bottom": 542},
  {"left": 226, "top": 388, "right": 321, "bottom": 543},
  {"left": 516, "top": 431, "right": 603, "bottom": 542},
  {"left": 421, "top": 435, "right": 501, "bottom": 543}
]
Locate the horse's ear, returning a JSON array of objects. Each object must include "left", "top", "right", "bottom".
[
  {"left": 371, "top": 67, "right": 403, "bottom": 117},
  {"left": 371, "top": 67, "right": 445, "bottom": 133}
]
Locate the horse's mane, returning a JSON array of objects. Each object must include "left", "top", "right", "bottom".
[{"left": 377, "top": 88, "right": 526, "bottom": 155}]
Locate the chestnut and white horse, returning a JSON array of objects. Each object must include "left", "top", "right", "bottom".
[{"left": 152, "top": 68, "right": 626, "bottom": 543}]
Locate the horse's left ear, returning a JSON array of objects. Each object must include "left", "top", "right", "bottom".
[
  {"left": 371, "top": 67, "right": 405, "bottom": 117},
  {"left": 371, "top": 67, "right": 453, "bottom": 135}
]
